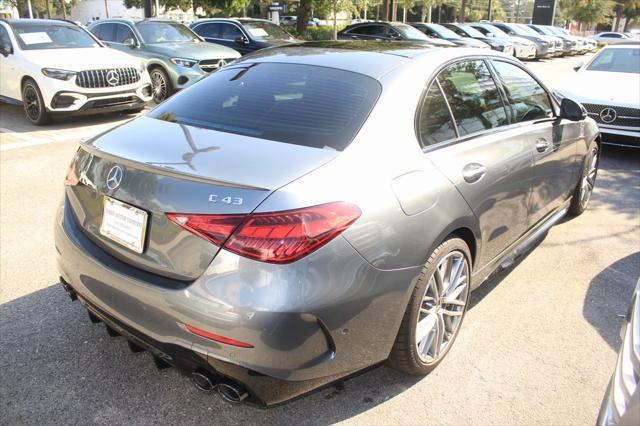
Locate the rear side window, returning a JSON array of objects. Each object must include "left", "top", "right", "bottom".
[
  {"left": 491, "top": 60, "right": 553, "bottom": 122},
  {"left": 417, "top": 82, "right": 457, "bottom": 146},
  {"left": 437, "top": 60, "right": 508, "bottom": 137},
  {"left": 149, "top": 63, "right": 381, "bottom": 151}
]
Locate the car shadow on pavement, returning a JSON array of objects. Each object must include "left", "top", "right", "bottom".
[
  {"left": 582, "top": 252, "right": 639, "bottom": 351},
  {"left": 0, "top": 284, "right": 423, "bottom": 424}
]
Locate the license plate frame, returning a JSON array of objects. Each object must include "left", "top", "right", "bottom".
[{"left": 99, "top": 196, "right": 148, "bottom": 254}]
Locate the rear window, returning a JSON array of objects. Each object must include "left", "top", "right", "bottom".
[{"left": 149, "top": 63, "right": 381, "bottom": 151}]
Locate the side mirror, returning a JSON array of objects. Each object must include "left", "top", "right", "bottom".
[
  {"left": 235, "top": 36, "right": 249, "bottom": 45},
  {"left": 0, "top": 44, "right": 12, "bottom": 57},
  {"left": 572, "top": 61, "right": 583, "bottom": 72},
  {"left": 559, "top": 98, "right": 587, "bottom": 121},
  {"left": 124, "top": 38, "right": 138, "bottom": 48}
]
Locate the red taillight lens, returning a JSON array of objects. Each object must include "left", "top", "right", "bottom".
[
  {"left": 165, "top": 213, "right": 245, "bottom": 246},
  {"left": 166, "top": 202, "right": 361, "bottom": 264}
]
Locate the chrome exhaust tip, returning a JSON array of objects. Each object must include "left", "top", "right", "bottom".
[
  {"left": 217, "top": 381, "right": 249, "bottom": 404},
  {"left": 191, "top": 371, "right": 218, "bottom": 393}
]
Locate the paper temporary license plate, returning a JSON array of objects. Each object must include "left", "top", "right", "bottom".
[{"left": 99, "top": 196, "right": 148, "bottom": 253}]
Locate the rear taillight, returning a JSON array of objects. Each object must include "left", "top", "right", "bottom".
[{"left": 166, "top": 202, "right": 361, "bottom": 264}]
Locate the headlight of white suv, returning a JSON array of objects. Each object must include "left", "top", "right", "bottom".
[
  {"left": 41, "top": 68, "right": 77, "bottom": 80},
  {"left": 170, "top": 58, "right": 197, "bottom": 68}
]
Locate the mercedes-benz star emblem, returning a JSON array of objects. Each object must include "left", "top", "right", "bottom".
[
  {"left": 216, "top": 59, "right": 227, "bottom": 69},
  {"left": 106, "top": 166, "right": 123, "bottom": 190},
  {"left": 599, "top": 107, "right": 617, "bottom": 124},
  {"left": 106, "top": 70, "right": 120, "bottom": 87}
]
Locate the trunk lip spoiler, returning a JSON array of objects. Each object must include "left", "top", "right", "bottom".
[{"left": 79, "top": 142, "right": 271, "bottom": 192}]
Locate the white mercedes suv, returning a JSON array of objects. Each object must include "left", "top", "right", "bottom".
[
  {"left": 554, "top": 42, "right": 640, "bottom": 148},
  {"left": 0, "top": 19, "right": 152, "bottom": 125}
]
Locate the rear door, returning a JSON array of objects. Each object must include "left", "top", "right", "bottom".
[
  {"left": 421, "top": 59, "right": 534, "bottom": 268},
  {"left": 489, "top": 59, "right": 578, "bottom": 226}
]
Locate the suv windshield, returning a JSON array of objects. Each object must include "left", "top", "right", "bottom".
[
  {"left": 136, "top": 21, "right": 200, "bottom": 43},
  {"left": 514, "top": 24, "right": 541, "bottom": 36},
  {"left": 457, "top": 24, "right": 485, "bottom": 38},
  {"left": 149, "top": 63, "right": 381, "bottom": 150},
  {"left": 427, "top": 24, "right": 460, "bottom": 39},
  {"left": 11, "top": 22, "right": 100, "bottom": 50},
  {"left": 241, "top": 21, "right": 294, "bottom": 41},
  {"left": 474, "top": 24, "right": 510, "bottom": 38},
  {"left": 587, "top": 48, "right": 640, "bottom": 74},
  {"left": 392, "top": 23, "right": 429, "bottom": 40}
]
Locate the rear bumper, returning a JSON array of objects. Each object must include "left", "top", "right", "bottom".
[{"left": 54, "top": 197, "right": 419, "bottom": 404}]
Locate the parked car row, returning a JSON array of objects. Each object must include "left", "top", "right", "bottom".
[
  {"left": 0, "top": 17, "right": 598, "bottom": 126},
  {"left": 337, "top": 21, "right": 596, "bottom": 60}
]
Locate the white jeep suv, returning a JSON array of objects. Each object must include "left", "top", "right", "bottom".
[{"left": 0, "top": 19, "right": 152, "bottom": 125}]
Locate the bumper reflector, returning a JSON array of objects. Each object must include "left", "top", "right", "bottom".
[{"left": 186, "top": 324, "right": 254, "bottom": 348}]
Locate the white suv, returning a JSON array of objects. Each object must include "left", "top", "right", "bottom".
[{"left": 0, "top": 19, "right": 152, "bottom": 125}]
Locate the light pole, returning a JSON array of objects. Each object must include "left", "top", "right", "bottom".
[{"left": 27, "top": 0, "right": 33, "bottom": 18}]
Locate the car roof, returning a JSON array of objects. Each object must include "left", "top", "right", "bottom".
[
  {"left": 1, "top": 18, "right": 76, "bottom": 27},
  {"left": 232, "top": 41, "right": 508, "bottom": 79},
  {"left": 193, "top": 18, "right": 275, "bottom": 25},
  {"left": 90, "top": 18, "right": 178, "bottom": 25}
]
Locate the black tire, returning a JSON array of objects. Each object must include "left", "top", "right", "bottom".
[
  {"left": 22, "top": 79, "right": 50, "bottom": 125},
  {"left": 388, "top": 237, "right": 472, "bottom": 375},
  {"left": 149, "top": 67, "right": 172, "bottom": 103},
  {"left": 568, "top": 139, "right": 599, "bottom": 217}
]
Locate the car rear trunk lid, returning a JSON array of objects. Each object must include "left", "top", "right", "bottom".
[{"left": 65, "top": 117, "right": 338, "bottom": 281}]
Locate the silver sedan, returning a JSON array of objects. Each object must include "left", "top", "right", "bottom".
[{"left": 55, "top": 41, "right": 600, "bottom": 406}]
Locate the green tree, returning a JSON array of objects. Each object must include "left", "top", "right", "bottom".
[{"left": 559, "top": 0, "right": 615, "bottom": 26}]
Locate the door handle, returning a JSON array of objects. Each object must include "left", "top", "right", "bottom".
[
  {"left": 535, "top": 138, "right": 550, "bottom": 153},
  {"left": 462, "top": 163, "right": 486, "bottom": 183}
]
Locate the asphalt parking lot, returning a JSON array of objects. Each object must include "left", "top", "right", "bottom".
[{"left": 1, "top": 54, "right": 639, "bottom": 425}]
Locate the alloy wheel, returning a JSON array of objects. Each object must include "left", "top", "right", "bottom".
[
  {"left": 416, "top": 250, "right": 469, "bottom": 364},
  {"left": 579, "top": 147, "right": 598, "bottom": 208},
  {"left": 151, "top": 70, "right": 168, "bottom": 103},
  {"left": 23, "top": 85, "right": 41, "bottom": 122}
]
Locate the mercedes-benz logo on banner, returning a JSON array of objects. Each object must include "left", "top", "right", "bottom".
[
  {"left": 599, "top": 107, "right": 617, "bottom": 124},
  {"left": 106, "top": 70, "right": 120, "bottom": 87},
  {"left": 106, "top": 166, "right": 123, "bottom": 190}
]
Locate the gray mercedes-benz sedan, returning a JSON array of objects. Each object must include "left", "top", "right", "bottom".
[{"left": 55, "top": 41, "right": 600, "bottom": 406}]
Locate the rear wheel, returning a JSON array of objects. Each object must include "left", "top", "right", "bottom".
[
  {"left": 569, "top": 140, "right": 599, "bottom": 216},
  {"left": 150, "top": 67, "right": 172, "bottom": 103},
  {"left": 22, "top": 79, "right": 50, "bottom": 125},
  {"left": 388, "top": 237, "right": 471, "bottom": 375}
]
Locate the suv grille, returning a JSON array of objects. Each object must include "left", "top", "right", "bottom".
[
  {"left": 583, "top": 103, "right": 640, "bottom": 128},
  {"left": 76, "top": 68, "right": 140, "bottom": 89},
  {"left": 199, "top": 58, "right": 235, "bottom": 73}
]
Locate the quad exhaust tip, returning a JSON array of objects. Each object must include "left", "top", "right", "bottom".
[{"left": 191, "top": 371, "right": 249, "bottom": 404}]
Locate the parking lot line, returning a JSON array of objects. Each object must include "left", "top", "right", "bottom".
[{"left": 0, "top": 127, "right": 59, "bottom": 152}]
